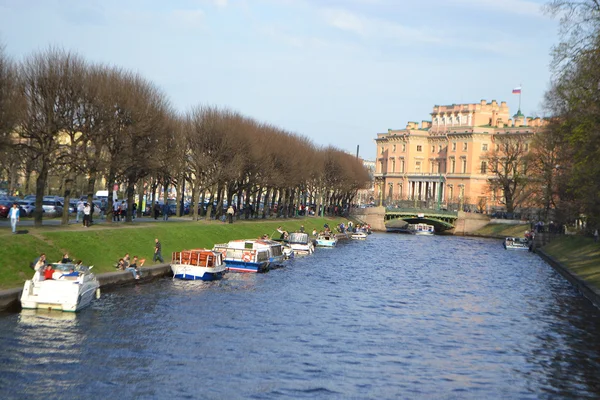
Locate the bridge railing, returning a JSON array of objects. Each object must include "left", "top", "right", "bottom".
[{"left": 385, "top": 207, "right": 459, "bottom": 217}]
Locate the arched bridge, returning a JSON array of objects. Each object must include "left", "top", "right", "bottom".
[{"left": 385, "top": 208, "right": 459, "bottom": 232}]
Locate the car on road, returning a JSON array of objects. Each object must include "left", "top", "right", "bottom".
[{"left": 0, "top": 200, "right": 11, "bottom": 218}]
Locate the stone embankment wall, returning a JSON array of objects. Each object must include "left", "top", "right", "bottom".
[
  {"left": 452, "top": 211, "right": 490, "bottom": 235},
  {"left": 351, "top": 206, "right": 386, "bottom": 231}
]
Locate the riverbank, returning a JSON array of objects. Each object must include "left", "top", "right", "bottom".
[{"left": 0, "top": 216, "right": 348, "bottom": 290}]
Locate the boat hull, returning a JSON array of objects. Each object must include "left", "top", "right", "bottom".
[
  {"left": 171, "top": 264, "right": 226, "bottom": 281},
  {"left": 224, "top": 260, "right": 270, "bottom": 273},
  {"left": 315, "top": 240, "right": 336, "bottom": 247},
  {"left": 20, "top": 278, "right": 99, "bottom": 312}
]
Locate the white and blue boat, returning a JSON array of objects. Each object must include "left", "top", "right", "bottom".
[
  {"left": 503, "top": 237, "right": 530, "bottom": 250},
  {"left": 315, "top": 233, "right": 337, "bottom": 247},
  {"left": 171, "top": 249, "right": 226, "bottom": 281},
  {"left": 213, "top": 239, "right": 284, "bottom": 273}
]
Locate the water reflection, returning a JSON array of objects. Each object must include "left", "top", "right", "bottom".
[{"left": 0, "top": 234, "right": 600, "bottom": 398}]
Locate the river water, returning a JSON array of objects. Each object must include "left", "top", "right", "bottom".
[{"left": 2, "top": 234, "right": 600, "bottom": 399}]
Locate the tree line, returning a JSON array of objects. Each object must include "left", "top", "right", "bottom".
[{"left": 0, "top": 46, "right": 371, "bottom": 226}]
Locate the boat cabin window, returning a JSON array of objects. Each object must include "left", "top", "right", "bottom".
[{"left": 244, "top": 242, "right": 253, "bottom": 249}]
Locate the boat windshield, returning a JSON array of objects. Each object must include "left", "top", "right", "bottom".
[{"left": 50, "top": 263, "right": 91, "bottom": 272}]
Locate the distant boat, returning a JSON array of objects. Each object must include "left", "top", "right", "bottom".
[
  {"left": 503, "top": 237, "right": 530, "bottom": 250},
  {"left": 21, "top": 263, "right": 100, "bottom": 312},
  {"left": 213, "top": 239, "right": 284, "bottom": 273},
  {"left": 351, "top": 231, "right": 368, "bottom": 240},
  {"left": 288, "top": 232, "right": 315, "bottom": 255},
  {"left": 315, "top": 233, "right": 337, "bottom": 247},
  {"left": 171, "top": 249, "right": 226, "bottom": 281},
  {"left": 407, "top": 223, "right": 434, "bottom": 235}
]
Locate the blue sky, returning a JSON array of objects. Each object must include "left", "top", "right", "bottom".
[{"left": 0, "top": 0, "right": 558, "bottom": 159}]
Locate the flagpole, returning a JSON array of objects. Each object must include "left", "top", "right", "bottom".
[{"left": 518, "top": 83, "right": 522, "bottom": 112}]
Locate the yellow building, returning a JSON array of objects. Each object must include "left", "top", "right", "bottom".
[{"left": 374, "top": 100, "right": 545, "bottom": 211}]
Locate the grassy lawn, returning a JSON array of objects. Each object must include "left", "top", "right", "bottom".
[
  {"left": 473, "top": 223, "right": 529, "bottom": 238},
  {"left": 0, "top": 216, "right": 347, "bottom": 289},
  {"left": 543, "top": 235, "right": 600, "bottom": 290}
]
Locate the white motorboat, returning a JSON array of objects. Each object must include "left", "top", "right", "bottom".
[
  {"left": 351, "top": 231, "right": 368, "bottom": 240},
  {"left": 20, "top": 263, "right": 100, "bottom": 312},
  {"left": 171, "top": 249, "right": 226, "bottom": 281},
  {"left": 407, "top": 223, "right": 435, "bottom": 235},
  {"left": 315, "top": 233, "right": 337, "bottom": 247},
  {"left": 288, "top": 232, "right": 315, "bottom": 255},
  {"left": 213, "top": 239, "right": 284, "bottom": 273},
  {"left": 504, "top": 237, "right": 530, "bottom": 250}
]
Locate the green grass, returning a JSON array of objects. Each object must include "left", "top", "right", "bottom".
[
  {"left": 0, "top": 216, "right": 348, "bottom": 289},
  {"left": 543, "top": 235, "right": 600, "bottom": 290},
  {"left": 473, "top": 223, "right": 529, "bottom": 238}
]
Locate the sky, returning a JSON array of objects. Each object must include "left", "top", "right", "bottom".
[{"left": 0, "top": 0, "right": 560, "bottom": 160}]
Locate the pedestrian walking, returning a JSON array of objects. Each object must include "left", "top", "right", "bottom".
[
  {"left": 595, "top": 229, "right": 599, "bottom": 243},
  {"left": 8, "top": 203, "right": 20, "bottom": 234},
  {"left": 227, "top": 205, "right": 234, "bottom": 224},
  {"left": 162, "top": 203, "right": 169, "bottom": 221},
  {"left": 153, "top": 238, "right": 164, "bottom": 263}
]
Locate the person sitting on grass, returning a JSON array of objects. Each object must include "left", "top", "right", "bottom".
[
  {"left": 116, "top": 258, "right": 126, "bottom": 270},
  {"left": 126, "top": 256, "right": 144, "bottom": 280},
  {"left": 60, "top": 252, "right": 72, "bottom": 264}
]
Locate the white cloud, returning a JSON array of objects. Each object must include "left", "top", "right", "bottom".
[
  {"left": 450, "top": 0, "right": 545, "bottom": 17},
  {"left": 169, "top": 9, "right": 206, "bottom": 28},
  {"left": 320, "top": 8, "right": 441, "bottom": 44}
]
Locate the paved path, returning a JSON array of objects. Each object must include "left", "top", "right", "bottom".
[{"left": 0, "top": 215, "right": 192, "bottom": 229}]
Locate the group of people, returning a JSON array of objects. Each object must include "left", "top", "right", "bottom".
[
  {"left": 76, "top": 201, "right": 94, "bottom": 227},
  {"left": 115, "top": 253, "right": 144, "bottom": 279},
  {"left": 113, "top": 200, "right": 137, "bottom": 222},
  {"left": 32, "top": 252, "right": 81, "bottom": 280}
]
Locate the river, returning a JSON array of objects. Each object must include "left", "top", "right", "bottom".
[{"left": 1, "top": 234, "right": 600, "bottom": 399}]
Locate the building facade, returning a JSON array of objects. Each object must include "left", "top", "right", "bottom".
[{"left": 374, "top": 100, "right": 545, "bottom": 211}]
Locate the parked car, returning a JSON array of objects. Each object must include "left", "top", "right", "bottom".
[
  {"left": 0, "top": 200, "right": 11, "bottom": 218},
  {"left": 17, "top": 200, "right": 37, "bottom": 217},
  {"left": 42, "top": 200, "right": 64, "bottom": 216}
]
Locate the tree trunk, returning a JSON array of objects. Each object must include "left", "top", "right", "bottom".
[
  {"left": 106, "top": 172, "right": 116, "bottom": 224},
  {"left": 262, "top": 188, "right": 270, "bottom": 219},
  {"left": 33, "top": 164, "right": 48, "bottom": 227},
  {"left": 86, "top": 173, "right": 96, "bottom": 222},
  {"left": 61, "top": 174, "right": 74, "bottom": 226},
  {"left": 126, "top": 177, "right": 135, "bottom": 222}
]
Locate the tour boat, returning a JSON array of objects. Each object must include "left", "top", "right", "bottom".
[
  {"left": 407, "top": 223, "right": 435, "bottom": 235},
  {"left": 315, "top": 233, "right": 337, "bottom": 247},
  {"left": 213, "top": 239, "right": 284, "bottom": 273},
  {"left": 171, "top": 249, "right": 226, "bottom": 281},
  {"left": 351, "top": 231, "right": 368, "bottom": 240},
  {"left": 503, "top": 237, "right": 530, "bottom": 250},
  {"left": 288, "top": 232, "right": 315, "bottom": 255},
  {"left": 20, "top": 263, "right": 100, "bottom": 312}
]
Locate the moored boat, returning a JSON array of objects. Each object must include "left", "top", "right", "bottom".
[
  {"left": 213, "top": 239, "right": 284, "bottom": 273},
  {"left": 288, "top": 232, "right": 315, "bottom": 255},
  {"left": 351, "top": 231, "right": 368, "bottom": 240},
  {"left": 171, "top": 249, "right": 226, "bottom": 281},
  {"left": 503, "top": 237, "right": 530, "bottom": 250},
  {"left": 407, "top": 223, "right": 435, "bottom": 235},
  {"left": 315, "top": 233, "right": 337, "bottom": 247},
  {"left": 20, "top": 263, "right": 100, "bottom": 312}
]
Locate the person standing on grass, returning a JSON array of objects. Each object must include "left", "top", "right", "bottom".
[
  {"left": 83, "top": 202, "right": 91, "bottom": 227},
  {"left": 76, "top": 200, "right": 84, "bottom": 224},
  {"left": 227, "top": 205, "right": 234, "bottom": 224},
  {"left": 153, "top": 238, "right": 164, "bottom": 263},
  {"left": 8, "top": 203, "right": 20, "bottom": 234}
]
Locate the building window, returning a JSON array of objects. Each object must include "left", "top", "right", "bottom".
[
  {"left": 417, "top": 145, "right": 422, "bottom": 152},
  {"left": 379, "top": 160, "right": 384, "bottom": 173},
  {"left": 398, "top": 183, "right": 403, "bottom": 198},
  {"left": 415, "top": 161, "right": 421, "bottom": 172},
  {"left": 463, "top": 142, "right": 468, "bottom": 151},
  {"left": 452, "top": 142, "right": 456, "bottom": 151},
  {"left": 524, "top": 143, "right": 529, "bottom": 151},
  {"left": 482, "top": 143, "right": 488, "bottom": 151},
  {"left": 392, "top": 159, "right": 396, "bottom": 172},
  {"left": 481, "top": 161, "right": 487, "bottom": 174},
  {"left": 431, "top": 145, "right": 436, "bottom": 153},
  {"left": 392, "top": 144, "right": 396, "bottom": 152},
  {"left": 439, "top": 144, "right": 442, "bottom": 152},
  {"left": 402, "top": 144, "right": 406, "bottom": 152},
  {"left": 450, "top": 158, "right": 456, "bottom": 173},
  {"left": 400, "top": 159, "right": 405, "bottom": 173},
  {"left": 461, "top": 158, "right": 467, "bottom": 173},
  {"left": 388, "top": 183, "right": 393, "bottom": 200},
  {"left": 380, "top": 146, "right": 384, "bottom": 154},
  {"left": 448, "top": 185, "right": 454, "bottom": 201}
]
